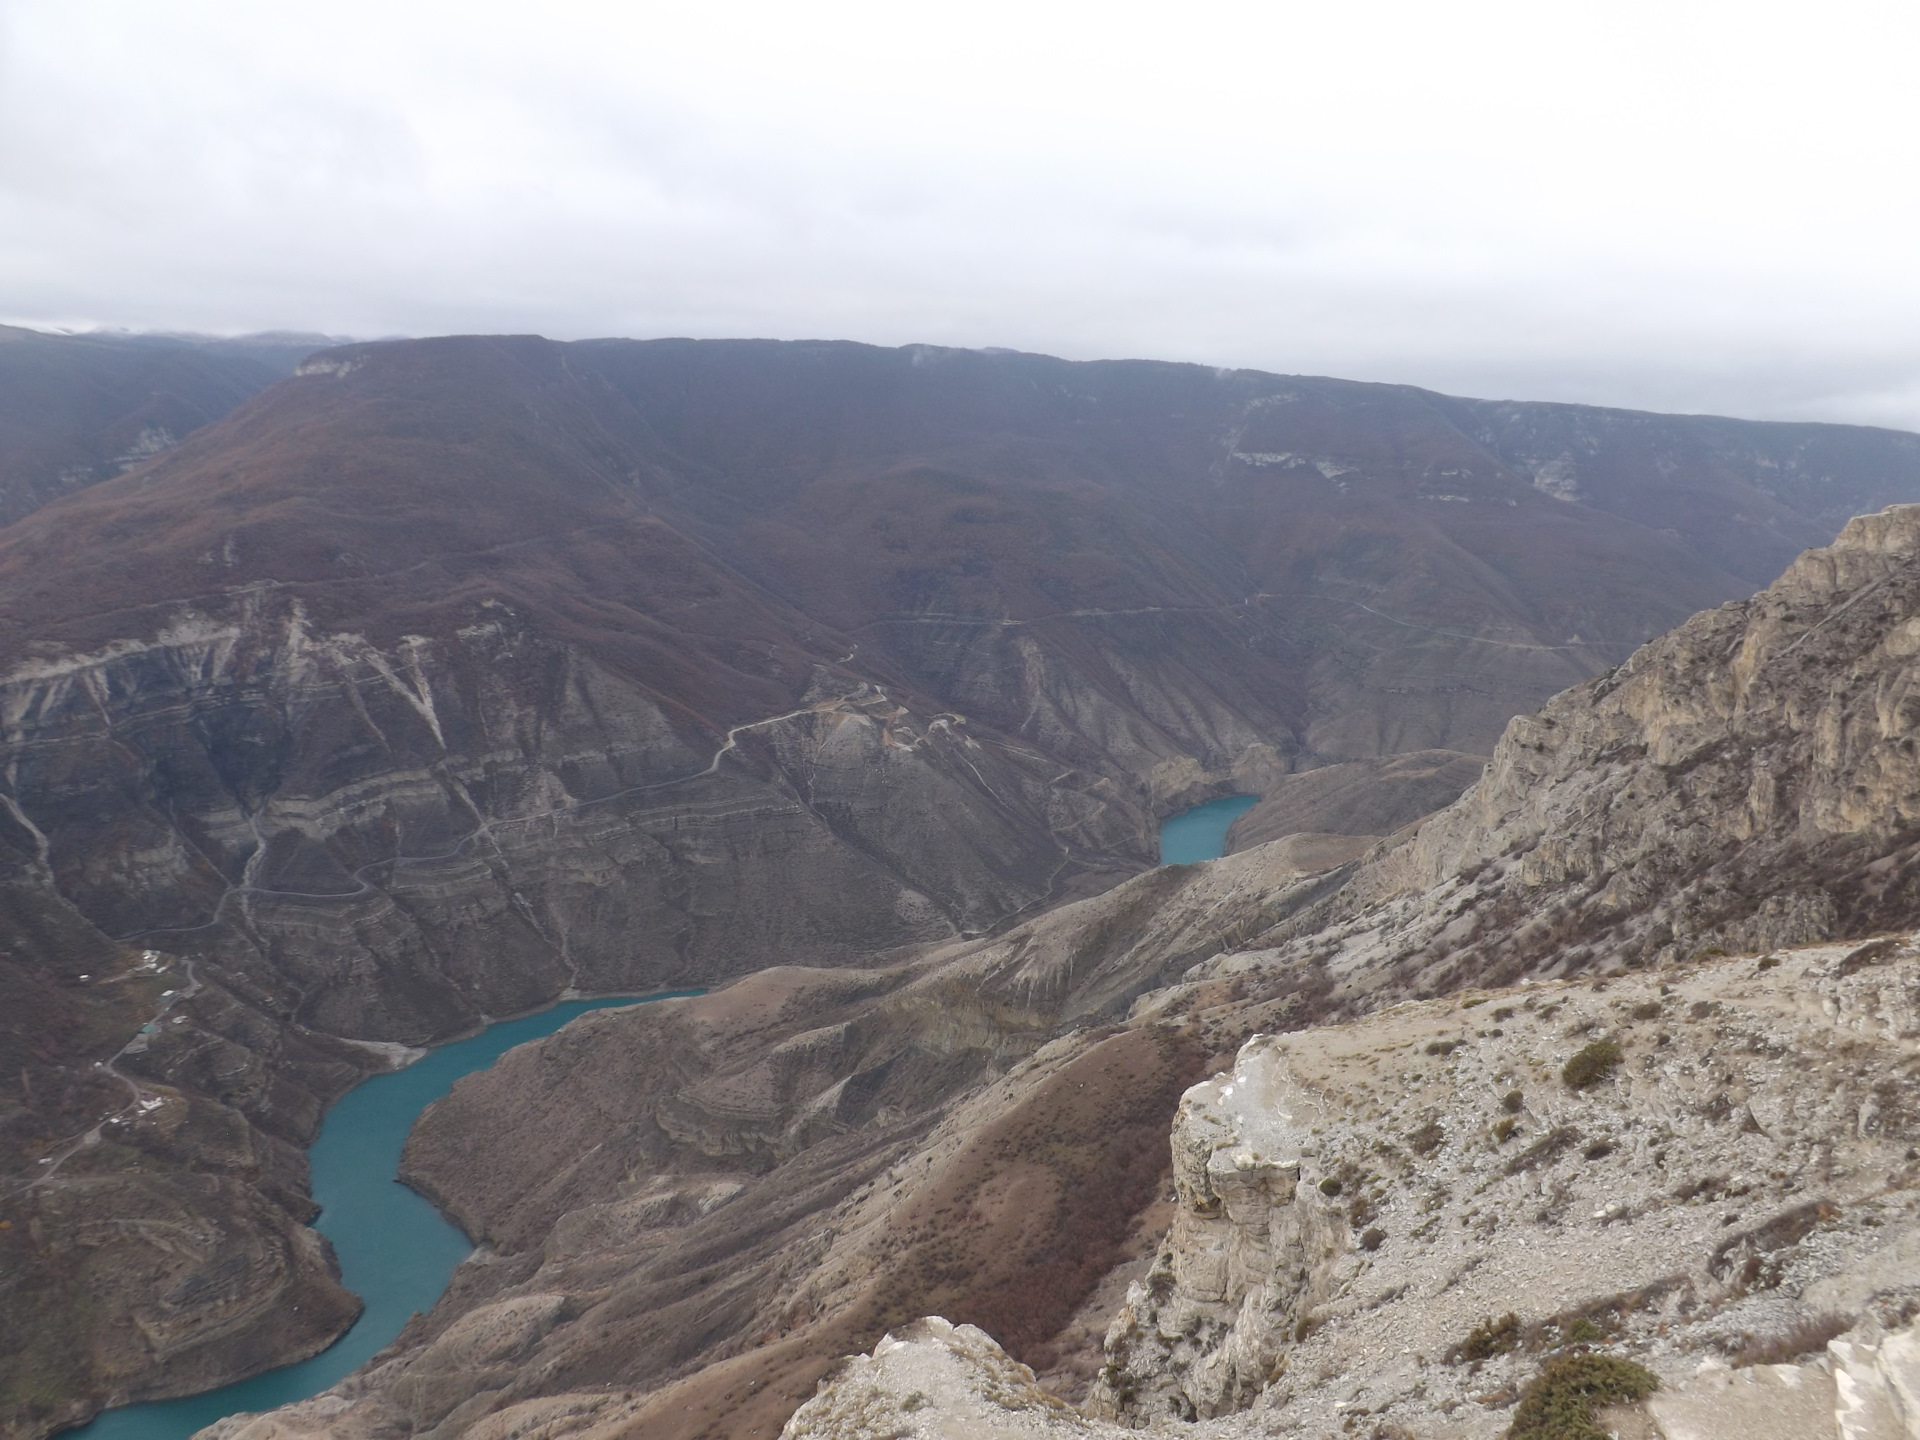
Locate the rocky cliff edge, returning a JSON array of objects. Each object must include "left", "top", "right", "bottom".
[{"left": 787, "top": 935, "right": 1920, "bottom": 1439}]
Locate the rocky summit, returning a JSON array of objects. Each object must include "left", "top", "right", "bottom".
[{"left": 8, "top": 337, "right": 1920, "bottom": 1439}]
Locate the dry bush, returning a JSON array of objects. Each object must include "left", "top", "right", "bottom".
[
  {"left": 1561, "top": 1039, "right": 1621, "bottom": 1090},
  {"left": 1729, "top": 1312, "right": 1850, "bottom": 1367}
]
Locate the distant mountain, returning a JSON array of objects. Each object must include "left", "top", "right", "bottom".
[
  {"left": 0, "top": 326, "right": 333, "bottom": 525},
  {"left": 6, "top": 335, "right": 1920, "bottom": 1436}
]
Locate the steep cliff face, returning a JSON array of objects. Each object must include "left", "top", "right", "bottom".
[{"left": 1190, "top": 503, "right": 1920, "bottom": 1012}]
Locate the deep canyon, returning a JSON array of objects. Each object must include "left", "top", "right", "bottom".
[{"left": 7, "top": 330, "right": 1920, "bottom": 1438}]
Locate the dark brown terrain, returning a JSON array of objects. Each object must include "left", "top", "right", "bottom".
[{"left": 5, "top": 334, "right": 1920, "bottom": 1436}]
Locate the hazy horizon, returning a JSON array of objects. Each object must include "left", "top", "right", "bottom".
[{"left": 7, "top": 0, "right": 1920, "bottom": 429}]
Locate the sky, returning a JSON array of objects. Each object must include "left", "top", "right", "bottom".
[{"left": 5, "top": 0, "right": 1920, "bottom": 428}]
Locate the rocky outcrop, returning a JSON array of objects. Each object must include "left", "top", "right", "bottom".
[
  {"left": 779, "top": 1317, "right": 1095, "bottom": 1440},
  {"left": 774, "top": 938, "right": 1920, "bottom": 1440},
  {"left": 1084, "top": 1036, "right": 1350, "bottom": 1421},
  {"left": 1100, "top": 937, "right": 1920, "bottom": 1433}
]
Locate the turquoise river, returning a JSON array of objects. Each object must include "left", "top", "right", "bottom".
[
  {"left": 1157, "top": 793, "right": 1257, "bottom": 865},
  {"left": 73, "top": 992, "right": 697, "bottom": 1440},
  {"left": 74, "top": 795, "right": 1247, "bottom": 1437}
]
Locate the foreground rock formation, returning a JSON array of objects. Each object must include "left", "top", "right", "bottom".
[{"left": 786, "top": 936, "right": 1920, "bottom": 1440}]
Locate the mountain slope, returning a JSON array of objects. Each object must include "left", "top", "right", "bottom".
[{"left": 0, "top": 327, "right": 325, "bottom": 525}]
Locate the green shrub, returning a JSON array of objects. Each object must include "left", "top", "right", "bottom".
[
  {"left": 1507, "top": 1354, "right": 1657, "bottom": 1440},
  {"left": 1561, "top": 1039, "right": 1622, "bottom": 1090},
  {"left": 1319, "top": 1175, "right": 1343, "bottom": 1196},
  {"left": 1492, "top": 1116, "right": 1520, "bottom": 1143},
  {"left": 1502, "top": 1089, "right": 1526, "bottom": 1113},
  {"left": 1360, "top": 1226, "right": 1387, "bottom": 1251}
]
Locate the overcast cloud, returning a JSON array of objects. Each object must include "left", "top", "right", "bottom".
[{"left": 4, "top": 0, "right": 1920, "bottom": 428}]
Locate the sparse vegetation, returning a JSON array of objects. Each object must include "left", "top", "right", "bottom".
[
  {"left": 1561, "top": 1039, "right": 1621, "bottom": 1090},
  {"left": 1425, "top": 1039, "right": 1464, "bottom": 1056},
  {"left": 1360, "top": 1226, "right": 1387, "bottom": 1251},
  {"left": 1629, "top": 1000, "right": 1662, "bottom": 1020},
  {"left": 1502, "top": 1089, "right": 1525, "bottom": 1113},
  {"left": 1319, "top": 1176, "right": 1343, "bottom": 1196},
  {"left": 1492, "top": 1116, "right": 1520, "bottom": 1143},
  {"left": 1408, "top": 1121, "right": 1446, "bottom": 1156},
  {"left": 1729, "top": 1312, "right": 1849, "bottom": 1367},
  {"left": 1505, "top": 1353, "right": 1658, "bottom": 1440},
  {"left": 1458, "top": 1311, "right": 1521, "bottom": 1361},
  {"left": 1504, "top": 1125, "right": 1580, "bottom": 1176}
]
